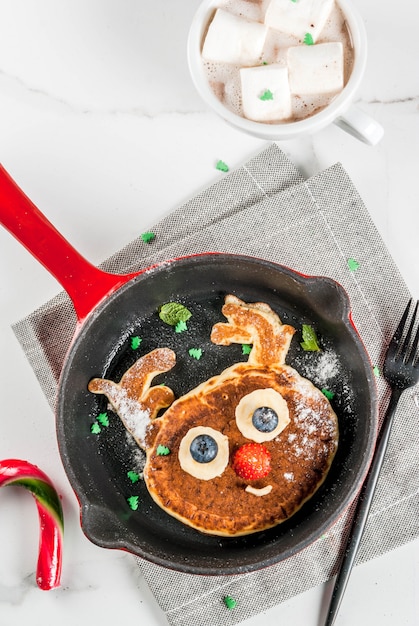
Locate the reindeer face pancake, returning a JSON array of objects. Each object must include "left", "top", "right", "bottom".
[{"left": 89, "top": 296, "right": 338, "bottom": 536}]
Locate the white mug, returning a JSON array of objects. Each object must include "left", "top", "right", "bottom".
[{"left": 187, "top": 0, "right": 384, "bottom": 145}]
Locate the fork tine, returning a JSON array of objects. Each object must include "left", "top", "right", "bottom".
[
  {"left": 406, "top": 301, "right": 419, "bottom": 365},
  {"left": 387, "top": 298, "right": 412, "bottom": 357},
  {"left": 401, "top": 300, "right": 419, "bottom": 363}
]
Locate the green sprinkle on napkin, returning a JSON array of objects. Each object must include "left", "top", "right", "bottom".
[
  {"left": 216, "top": 160, "right": 229, "bottom": 172},
  {"left": 141, "top": 231, "right": 155, "bottom": 243},
  {"left": 223, "top": 595, "right": 237, "bottom": 610},
  {"left": 347, "top": 258, "right": 360, "bottom": 271}
]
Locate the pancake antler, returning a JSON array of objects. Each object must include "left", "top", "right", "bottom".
[
  {"left": 88, "top": 347, "right": 176, "bottom": 448},
  {"left": 210, "top": 295, "right": 295, "bottom": 366}
]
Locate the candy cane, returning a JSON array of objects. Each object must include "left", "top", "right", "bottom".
[{"left": 0, "top": 459, "right": 64, "bottom": 590}]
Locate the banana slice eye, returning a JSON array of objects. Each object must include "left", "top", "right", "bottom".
[
  {"left": 178, "top": 426, "right": 229, "bottom": 480},
  {"left": 235, "top": 388, "right": 290, "bottom": 442}
]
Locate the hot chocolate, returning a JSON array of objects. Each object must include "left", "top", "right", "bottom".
[{"left": 201, "top": 0, "right": 354, "bottom": 123}]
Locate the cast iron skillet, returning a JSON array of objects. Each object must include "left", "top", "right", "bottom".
[{"left": 0, "top": 166, "right": 377, "bottom": 575}]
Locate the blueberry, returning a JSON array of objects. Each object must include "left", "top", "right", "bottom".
[
  {"left": 252, "top": 407, "right": 278, "bottom": 433},
  {"left": 190, "top": 434, "right": 218, "bottom": 463}
]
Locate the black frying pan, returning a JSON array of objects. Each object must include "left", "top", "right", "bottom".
[{"left": 0, "top": 166, "right": 377, "bottom": 574}]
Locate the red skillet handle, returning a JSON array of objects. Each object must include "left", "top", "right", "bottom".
[{"left": 0, "top": 165, "right": 138, "bottom": 322}]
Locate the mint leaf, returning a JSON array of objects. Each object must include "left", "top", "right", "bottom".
[
  {"left": 300, "top": 324, "right": 321, "bottom": 351},
  {"left": 159, "top": 302, "right": 192, "bottom": 326}
]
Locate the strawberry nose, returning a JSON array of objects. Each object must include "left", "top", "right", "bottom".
[{"left": 232, "top": 442, "right": 271, "bottom": 481}]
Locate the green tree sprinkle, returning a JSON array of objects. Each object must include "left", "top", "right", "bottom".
[
  {"left": 188, "top": 348, "right": 203, "bottom": 360},
  {"left": 259, "top": 89, "right": 274, "bottom": 101},
  {"left": 131, "top": 336, "right": 142, "bottom": 350},
  {"left": 156, "top": 445, "right": 170, "bottom": 456},
  {"left": 216, "top": 160, "right": 229, "bottom": 172},
  {"left": 347, "top": 258, "right": 360, "bottom": 271},
  {"left": 141, "top": 232, "right": 155, "bottom": 243},
  {"left": 321, "top": 388, "right": 335, "bottom": 400},
  {"left": 127, "top": 471, "right": 140, "bottom": 484},
  {"left": 223, "top": 596, "right": 237, "bottom": 609},
  {"left": 127, "top": 495, "right": 139, "bottom": 511}
]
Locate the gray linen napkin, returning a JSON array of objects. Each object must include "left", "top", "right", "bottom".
[{"left": 12, "top": 144, "right": 419, "bottom": 626}]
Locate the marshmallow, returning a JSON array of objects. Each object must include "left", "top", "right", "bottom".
[
  {"left": 240, "top": 64, "right": 291, "bottom": 122},
  {"left": 202, "top": 8, "right": 268, "bottom": 65},
  {"left": 288, "top": 42, "right": 343, "bottom": 94},
  {"left": 264, "top": 0, "right": 335, "bottom": 42}
]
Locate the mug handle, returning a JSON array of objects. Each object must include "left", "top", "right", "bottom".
[{"left": 334, "top": 105, "right": 384, "bottom": 146}]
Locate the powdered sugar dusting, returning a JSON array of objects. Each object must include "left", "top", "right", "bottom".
[
  {"left": 105, "top": 388, "right": 152, "bottom": 447},
  {"left": 302, "top": 349, "right": 340, "bottom": 387},
  {"left": 281, "top": 373, "right": 339, "bottom": 462},
  {"left": 125, "top": 431, "right": 147, "bottom": 473}
]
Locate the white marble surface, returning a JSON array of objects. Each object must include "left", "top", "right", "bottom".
[{"left": 0, "top": 1, "right": 418, "bottom": 624}]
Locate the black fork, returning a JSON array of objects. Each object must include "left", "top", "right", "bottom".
[{"left": 324, "top": 299, "right": 419, "bottom": 625}]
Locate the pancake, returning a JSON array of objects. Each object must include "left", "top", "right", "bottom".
[
  {"left": 88, "top": 295, "right": 339, "bottom": 536},
  {"left": 88, "top": 348, "right": 176, "bottom": 447},
  {"left": 145, "top": 363, "right": 338, "bottom": 535}
]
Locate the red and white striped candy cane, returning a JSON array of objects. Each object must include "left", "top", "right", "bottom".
[{"left": 0, "top": 459, "right": 64, "bottom": 590}]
